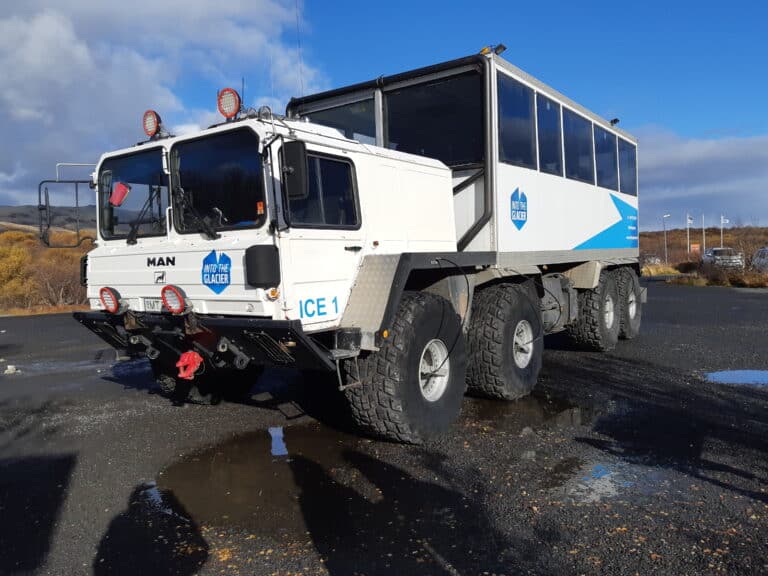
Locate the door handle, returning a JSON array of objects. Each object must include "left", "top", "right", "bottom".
[{"left": 344, "top": 245, "right": 362, "bottom": 252}]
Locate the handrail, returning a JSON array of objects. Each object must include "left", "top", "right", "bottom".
[{"left": 55, "top": 163, "right": 96, "bottom": 182}]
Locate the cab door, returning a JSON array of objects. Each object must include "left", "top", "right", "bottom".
[{"left": 277, "top": 141, "right": 364, "bottom": 329}]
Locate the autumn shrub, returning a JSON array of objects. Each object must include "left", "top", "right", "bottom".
[
  {"left": 0, "top": 229, "right": 91, "bottom": 312},
  {"left": 727, "top": 271, "right": 768, "bottom": 288},
  {"left": 0, "top": 244, "right": 37, "bottom": 308},
  {"left": 675, "top": 261, "right": 699, "bottom": 274}
]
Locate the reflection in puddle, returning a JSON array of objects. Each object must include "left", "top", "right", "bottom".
[
  {"left": 464, "top": 392, "right": 601, "bottom": 433},
  {"left": 565, "top": 461, "right": 673, "bottom": 503},
  {"left": 705, "top": 370, "right": 768, "bottom": 386},
  {"left": 268, "top": 426, "right": 288, "bottom": 456},
  {"left": 541, "top": 457, "right": 583, "bottom": 490}
]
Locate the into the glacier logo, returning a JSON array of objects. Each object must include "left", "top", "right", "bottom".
[
  {"left": 201, "top": 250, "right": 232, "bottom": 294},
  {"left": 510, "top": 188, "right": 528, "bottom": 231}
]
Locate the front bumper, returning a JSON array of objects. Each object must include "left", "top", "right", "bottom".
[{"left": 73, "top": 311, "right": 336, "bottom": 372}]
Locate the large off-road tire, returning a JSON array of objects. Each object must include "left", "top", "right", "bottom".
[
  {"left": 466, "top": 282, "right": 543, "bottom": 400},
  {"left": 566, "top": 270, "right": 620, "bottom": 351},
  {"left": 343, "top": 291, "right": 467, "bottom": 444},
  {"left": 618, "top": 268, "right": 642, "bottom": 339}
]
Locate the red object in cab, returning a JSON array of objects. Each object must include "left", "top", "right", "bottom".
[{"left": 109, "top": 182, "right": 131, "bottom": 207}]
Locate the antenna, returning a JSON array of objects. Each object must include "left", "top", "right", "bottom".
[
  {"left": 295, "top": 0, "right": 305, "bottom": 96},
  {"left": 269, "top": 50, "right": 275, "bottom": 103}
]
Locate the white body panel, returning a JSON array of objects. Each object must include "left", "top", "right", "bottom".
[
  {"left": 494, "top": 164, "right": 638, "bottom": 253},
  {"left": 86, "top": 118, "right": 456, "bottom": 334}
]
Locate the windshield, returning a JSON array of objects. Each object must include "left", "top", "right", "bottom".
[
  {"left": 713, "top": 249, "right": 736, "bottom": 256},
  {"left": 99, "top": 148, "right": 168, "bottom": 240},
  {"left": 172, "top": 128, "right": 266, "bottom": 233}
]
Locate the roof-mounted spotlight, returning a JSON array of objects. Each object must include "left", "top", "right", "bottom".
[
  {"left": 480, "top": 44, "right": 507, "bottom": 56},
  {"left": 217, "top": 87, "right": 241, "bottom": 120},
  {"left": 610, "top": 118, "right": 620, "bottom": 126},
  {"left": 143, "top": 109, "right": 162, "bottom": 138}
]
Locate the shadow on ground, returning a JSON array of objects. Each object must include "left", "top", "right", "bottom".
[
  {"left": 0, "top": 454, "right": 76, "bottom": 574},
  {"left": 107, "top": 360, "right": 356, "bottom": 432},
  {"left": 539, "top": 351, "right": 768, "bottom": 502},
  {"left": 93, "top": 484, "right": 208, "bottom": 575},
  {"left": 290, "top": 450, "right": 551, "bottom": 575}
]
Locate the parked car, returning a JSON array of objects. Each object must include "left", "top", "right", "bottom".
[
  {"left": 702, "top": 247, "right": 745, "bottom": 270},
  {"left": 752, "top": 247, "right": 768, "bottom": 272}
]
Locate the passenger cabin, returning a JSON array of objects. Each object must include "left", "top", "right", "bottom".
[{"left": 287, "top": 52, "right": 639, "bottom": 264}]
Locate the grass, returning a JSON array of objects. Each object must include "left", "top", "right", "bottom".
[
  {"left": 641, "top": 264, "right": 681, "bottom": 277},
  {"left": 667, "top": 265, "right": 768, "bottom": 288},
  {"left": 0, "top": 304, "right": 89, "bottom": 317}
]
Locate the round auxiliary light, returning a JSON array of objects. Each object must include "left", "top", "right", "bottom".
[
  {"left": 143, "top": 109, "right": 161, "bottom": 138},
  {"left": 217, "top": 88, "right": 241, "bottom": 119},
  {"left": 99, "top": 287, "right": 121, "bottom": 314},
  {"left": 161, "top": 284, "right": 187, "bottom": 315}
]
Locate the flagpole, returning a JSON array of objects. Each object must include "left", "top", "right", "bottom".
[
  {"left": 686, "top": 213, "right": 691, "bottom": 255},
  {"left": 720, "top": 215, "right": 724, "bottom": 248},
  {"left": 702, "top": 214, "right": 706, "bottom": 254}
]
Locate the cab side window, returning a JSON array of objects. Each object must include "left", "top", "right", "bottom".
[{"left": 287, "top": 154, "right": 359, "bottom": 228}]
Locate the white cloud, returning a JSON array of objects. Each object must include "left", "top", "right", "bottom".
[
  {"left": 0, "top": 1, "right": 325, "bottom": 205},
  {"left": 636, "top": 127, "right": 768, "bottom": 229}
]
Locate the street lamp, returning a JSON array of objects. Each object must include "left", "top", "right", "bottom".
[{"left": 662, "top": 214, "right": 671, "bottom": 264}]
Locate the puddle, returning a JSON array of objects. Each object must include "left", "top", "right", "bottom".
[
  {"left": 13, "top": 349, "right": 119, "bottom": 377},
  {"left": 16, "top": 359, "right": 110, "bottom": 375},
  {"left": 155, "top": 423, "right": 365, "bottom": 537},
  {"left": 705, "top": 370, "right": 768, "bottom": 386},
  {"left": 546, "top": 459, "right": 675, "bottom": 503},
  {"left": 540, "top": 456, "right": 583, "bottom": 490},
  {"left": 464, "top": 392, "right": 600, "bottom": 433}
]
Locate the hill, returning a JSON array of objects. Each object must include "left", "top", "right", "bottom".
[
  {"left": 640, "top": 226, "right": 768, "bottom": 265},
  {"left": 0, "top": 205, "right": 97, "bottom": 231}
]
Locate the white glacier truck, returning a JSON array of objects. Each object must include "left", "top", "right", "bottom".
[{"left": 42, "top": 49, "right": 644, "bottom": 443}]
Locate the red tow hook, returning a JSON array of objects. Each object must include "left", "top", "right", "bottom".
[{"left": 176, "top": 351, "right": 204, "bottom": 380}]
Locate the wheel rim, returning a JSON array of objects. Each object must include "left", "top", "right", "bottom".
[
  {"left": 419, "top": 339, "right": 450, "bottom": 402},
  {"left": 604, "top": 294, "right": 616, "bottom": 329},
  {"left": 627, "top": 290, "right": 637, "bottom": 319},
  {"left": 513, "top": 320, "right": 534, "bottom": 369}
]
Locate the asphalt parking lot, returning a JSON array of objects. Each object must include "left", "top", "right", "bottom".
[{"left": 1, "top": 281, "right": 766, "bottom": 575}]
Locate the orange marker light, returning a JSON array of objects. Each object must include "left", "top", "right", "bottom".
[{"left": 256, "top": 201, "right": 265, "bottom": 215}]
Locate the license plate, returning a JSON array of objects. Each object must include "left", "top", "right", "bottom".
[{"left": 144, "top": 298, "right": 163, "bottom": 312}]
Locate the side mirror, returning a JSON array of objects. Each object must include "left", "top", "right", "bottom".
[{"left": 282, "top": 140, "right": 308, "bottom": 200}]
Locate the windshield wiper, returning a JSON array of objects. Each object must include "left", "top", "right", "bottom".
[
  {"left": 175, "top": 185, "right": 221, "bottom": 240},
  {"left": 126, "top": 187, "right": 162, "bottom": 245}
]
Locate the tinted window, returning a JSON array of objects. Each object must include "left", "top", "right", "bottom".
[
  {"left": 305, "top": 99, "right": 376, "bottom": 145},
  {"left": 173, "top": 129, "right": 265, "bottom": 232},
  {"left": 563, "top": 109, "right": 594, "bottom": 184},
  {"left": 497, "top": 74, "right": 536, "bottom": 169},
  {"left": 619, "top": 139, "right": 638, "bottom": 196},
  {"left": 385, "top": 72, "right": 484, "bottom": 167},
  {"left": 288, "top": 155, "right": 358, "bottom": 228},
  {"left": 536, "top": 94, "right": 562, "bottom": 175},
  {"left": 594, "top": 126, "right": 618, "bottom": 190},
  {"left": 99, "top": 149, "right": 168, "bottom": 240}
]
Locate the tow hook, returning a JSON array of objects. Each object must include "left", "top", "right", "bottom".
[{"left": 176, "top": 350, "right": 204, "bottom": 380}]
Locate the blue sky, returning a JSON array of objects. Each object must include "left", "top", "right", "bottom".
[{"left": 1, "top": 0, "right": 766, "bottom": 230}]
